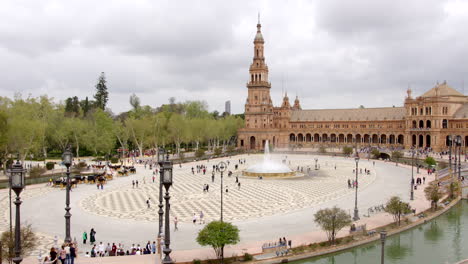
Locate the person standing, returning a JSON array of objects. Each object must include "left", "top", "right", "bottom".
[
  {"left": 174, "top": 217, "right": 179, "bottom": 231},
  {"left": 70, "top": 243, "right": 76, "bottom": 264},
  {"left": 132, "top": 180, "right": 135, "bottom": 188},
  {"left": 136, "top": 180, "right": 139, "bottom": 188},
  {"left": 82, "top": 231, "right": 87, "bottom": 244},
  {"left": 192, "top": 213, "right": 197, "bottom": 224},
  {"left": 49, "top": 247, "right": 58, "bottom": 264},
  {"left": 146, "top": 198, "right": 151, "bottom": 209},
  {"left": 199, "top": 211, "right": 204, "bottom": 225},
  {"left": 238, "top": 182, "right": 241, "bottom": 190},
  {"left": 90, "top": 228, "right": 96, "bottom": 244}
]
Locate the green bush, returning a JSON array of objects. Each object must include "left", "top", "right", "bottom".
[
  {"left": 193, "top": 259, "right": 202, "bottom": 264},
  {"left": 45, "top": 162, "right": 55, "bottom": 170},
  {"left": 424, "top": 157, "right": 436, "bottom": 167},
  {"left": 195, "top": 149, "right": 205, "bottom": 158},
  {"left": 110, "top": 157, "right": 119, "bottom": 164},
  {"left": 342, "top": 146, "right": 353, "bottom": 155},
  {"left": 371, "top": 149, "right": 380, "bottom": 159},
  {"left": 243, "top": 253, "right": 253, "bottom": 261},
  {"left": 214, "top": 147, "right": 222, "bottom": 156},
  {"left": 29, "top": 167, "right": 46, "bottom": 178}
]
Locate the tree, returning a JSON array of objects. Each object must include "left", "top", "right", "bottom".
[
  {"left": 371, "top": 149, "right": 380, "bottom": 159},
  {"left": 391, "top": 151, "right": 403, "bottom": 165},
  {"left": 424, "top": 157, "right": 436, "bottom": 167},
  {"left": 94, "top": 72, "right": 109, "bottom": 110},
  {"left": 196, "top": 221, "right": 240, "bottom": 261},
  {"left": 314, "top": 207, "right": 352, "bottom": 245},
  {"left": 1, "top": 224, "right": 38, "bottom": 263},
  {"left": 384, "top": 196, "right": 412, "bottom": 226},
  {"left": 447, "top": 181, "right": 460, "bottom": 200},
  {"left": 80, "top": 96, "right": 91, "bottom": 117},
  {"left": 425, "top": 183, "right": 443, "bottom": 210},
  {"left": 129, "top": 93, "right": 141, "bottom": 111},
  {"left": 342, "top": 146, "right": 353, "bottom": 156}
]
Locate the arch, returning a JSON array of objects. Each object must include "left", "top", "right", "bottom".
[
  {"left": 442, "top": 119, "right": 448, "bottom": 129},
  {"left": 364, "top": 134, "right": 370, "bottom": 143},
  {"left": 412, "top": 135, "right": 417, "bottom": 146},
  {"left": 372, "top": 134, "right": 379, "bottom": 144},
  {"left": 255, "top": 74, "right": 257, "bottom": 82},
  {"left": 289, "top": 133, "right": 296, "bottom": 142},
  {"left": 314, "top": 133, "right": 320, "bottom": 142},
  {"left": 330, "top": 133, "right": 337, "bottom": 142},
  {"left": 426, "top": 120, "right": 431, "bottom": 128},
  {"left": 389, "top": 134, "right": 395, "bottom": 144},
  {"left": 306, "top": 133, "right": 312, "bottom": 142},
  {"left": 356, "top": 134, "right": 362, "bottom": 143},
  {"left": 398, "top": 134, "right": 404, "bottom": 145},
  {"left": 446, "top": 135, "right": 452, "bottom": 146},
  {"left": 322, "top": 133, "right": 328, "bottom": 142},
  {"left": 256, "top": 49, "right": 259, "bottom": 57},
  {"left": 297, "top": 133, "right": 304, "bottom": 142},
  {"left": 339, "top": 134, "right": 345, "bottom": 143},
  {"left": 273, "top": 136, "right": 276, "bottom": 147},
  {"left": 346, "top": 134, "right": 353, "bottom": 143},
  {"left": 412, "top": 120, "right": 417, "bottom": 128},
  {"left": 465, "top": 136, "right": 468, "bottom": 147},
  {"left": 426, "top": 135, "right": 431, "bottom": 147},
  {"left": 381, "top": 134, "right": 387, "bottom": 144},
  {"left": 418, "top": 135, "right": 424, "bottom": 147},
  {"left": 250, "top": 136, "right": 256, "bottom": 150},
  {"left": 419, "top": 120, "right": 424, "bottom": 128},
  {"left": 259, "top": 74, "right": 261, "bottom": 81},
  {"left": 251, "top": 74, "right": 254, "bottom": 82}
]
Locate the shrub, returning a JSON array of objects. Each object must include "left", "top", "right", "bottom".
[
  {"left": 45, "top": 162, "right": 55, "bottom": 170},
  {"left": 1, "top": 224, "right": 38, "bottom": 263},
  {"left": 243, "top": 253, "right": 253, "bottom": 261},
  {"left": 29, "top": 167, "right": 46, "bottom": 178},
  {"left": 110, "top": 157, "right": 119, "bottom": 164},
  {"left": 214, "top": 147, "right": 222, "bottom": 156},
  {"left": 318, "top": 146, "right": 327, "bottom": 153},
  {"left": 195, "top": 149, "right": 205, "bottom": 158},
  {"left": 342, "top": 146, "right": 353, "bottom": 156},
  {"left": 371, "top": 149, "right": 380, "bottom": 159},
  {"left": 193, "top": 259, "right": 202, "bottom": 264},
  {"left": 424, "top": 157, "right": 436, "bottom": 167}
]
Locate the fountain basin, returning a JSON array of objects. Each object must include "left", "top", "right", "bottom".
[
  {"left": 243, "top": 139, "right": 295, "bottom": 177},
  {"left": 243, "top": 170, "right": 296, "bottom": 177}
]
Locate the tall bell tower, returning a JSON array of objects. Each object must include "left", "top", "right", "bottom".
[{"left": 244, "top": 18, "right": 273, "bottom": 130}]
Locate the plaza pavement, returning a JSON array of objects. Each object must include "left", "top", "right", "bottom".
[{"left": 0, "top": 154, "right": 435, "bottom": 263}]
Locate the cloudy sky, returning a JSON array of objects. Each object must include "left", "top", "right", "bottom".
[{"left": 1, "top": 0, "right": 467, "bottom": 114}]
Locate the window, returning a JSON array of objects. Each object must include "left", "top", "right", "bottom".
[{"left": 442, "top": 119, "right": 448, "bottom": 129}]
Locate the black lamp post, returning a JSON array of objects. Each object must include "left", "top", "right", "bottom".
[
  {"left": 353, "top": 157, "right": 360, "bottom": 221},
  {"left": 162, "top": 158, "right": 174, "bottom": 264},
  {"left": 380, "top": 230, "right": 387, "bottom": 264},
  {"left": 410, "top": 149, "right": 414, "bottom": 201},
  {"left": 62, "top": 146, "right": 73, "bottom": 243},
  {"left": 10, "top": 160, "right": 26, "bottom": 264},
  {"left": 157, "top": 148, "right": 165, "bottom": 239},
  {"left": 457, "top": 136, "right": 462, "bottom": 181},
  {"left": 218, "top": 162, "right": 227, "bottom": 221}
]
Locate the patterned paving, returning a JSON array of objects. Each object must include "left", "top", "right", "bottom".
[{"left": 79, "top": 155, "right": 376, "bottom": 223}]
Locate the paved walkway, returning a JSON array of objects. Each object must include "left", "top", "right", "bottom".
[{"left": 0, "top": 154, "right": 433, "bottom": 263}]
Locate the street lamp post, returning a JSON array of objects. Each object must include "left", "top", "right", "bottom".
[
  {"left": 410, "top": 150, "right": 414, "bottom": 201},
  {"left": 218, "top": 162, "right": 227, "bottom": 221},
  {"left": 457, "top": 136, "right": 462, "bottom": 181},
  {"left": 62, "top": 146, "right": 73, "bottom": 243},
  {"left": 9, "top": 160, "right": 26, "bottom": 264},
  {"left": 353, "top": 157, "right": 360, "bottom": 221},
  {"left": 380, "top": 230, "right": 387, "bottom": 264},
  {"left": 157, "top": 148, "right": 165, "bottom": 238},
  {"left": 161, "top": 157, "right": 174, "bottom": 264}
]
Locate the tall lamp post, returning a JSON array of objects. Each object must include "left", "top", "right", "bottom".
[
  {"left": 353, "top": 157, "right": 360, "bottom": 221},
  {"left": 410, "top": 149, "right": 414, "bottom": 201},
  {"left": 10, "top": 160, "right": 26, "bottom": 264},
  {"left": 161, "top": 156, "right": 174, "bottom": 264},
  {"left": 456, "top": 136, "right": 462, "bottom": 181},
  {"left": 62, "top": 146, "right": 73, "bottom": 243},
  {"left": 380, "top": 230, "right": 387, "bottom": 264},
  {"left": 218, "top": 162, "right": 227, "bottom": 221},
  {"left": 157, "top": 148, "right": 165, "bottom": 238}
]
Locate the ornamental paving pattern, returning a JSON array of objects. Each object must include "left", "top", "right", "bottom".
[
  {"left": 1, "top": 153, "right": 414, "bottom": 257},
  {"left": 79, "top": 154, "right": 375, "bottom": 222}
]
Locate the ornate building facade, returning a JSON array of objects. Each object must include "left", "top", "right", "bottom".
[{"left": 237, "top": 22, "right": 468, "bottom": 152}]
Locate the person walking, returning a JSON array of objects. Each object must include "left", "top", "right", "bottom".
[
  {"left": 70, "top": 243, "right": 76, "bottom": 264},
  {"left": 82, "top": 231, "right": 87, "bottom": 244},
  {"left": 238, "top": 182, "right": 241, "bottom": 190},
  {"left": 132, "top": 180, "right": 135, "bottom": 188},
  {"left": 192, "top": 213, "right": 197, "bottom": 224},
  {"left": 199, "top": 211, "right": 204, "bottom": 224},
  {"left": 174, "top": 217, "right": 179, "bottom": 231},
  {"left": 90, "top": 228, "right": 96, "bottom": 244},
  {"left": 146, "top": 198, "right": 151, "bottom": 209},
  {"left": 136, "top": 180, "right": 139, "bottom": 188}
]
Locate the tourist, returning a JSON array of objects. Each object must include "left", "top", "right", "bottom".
[
  {"left": 145, "top": 241, "right": 151, "bottom": 253},
  {"left": 70, "top": 243, "right": 76, "bottom": 264},
  {"left": 238, "top": 182, "right": 241, "bottom": 190},
  {"left": 193, "top": 213, "right": 197, "bottom": 224},
  {"left": 59, "top": 245, "right": 66, "bottom": 264},
  {"left": 90, "top": 228, "right": 96, "bottom": 244},
  {"left": 199, "top": 211, "right": 204, "bottom": 224},
  {"left": 111, "top": 243, "right": 117, "bottom": 256},
  {"left": 98, "top": 242, "right": 105, "bottom": 257},
  {"left": 49, "top": 247, "right": 58, "bottom": 264},
  {"left": 82, "top": 231, "right": 87, "bottom": 244},
  {"left": 151, "top": 241, "right": 156, "bottom": 254},
  {"left": 105, "top": 243, "right": 111, "bottom": 256},
  {"left": 136, "top": 180, "right": 139, "bottom": 188},
  {"left": 90, "top": 245, "right": 96, "bottom": 257},
  {"left": 132, "top": 180, "right": 135, "bottom": 188},
  {"left": 147, "top": 198, "right": 151, "bottom": 209},
  {"left": 174, "top": 217, "right": 179, "bottom": 231},
  {"left": 226, "top": 186, "right": 229, "bottom": 194}
]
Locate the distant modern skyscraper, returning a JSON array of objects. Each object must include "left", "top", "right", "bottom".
[{"left": 225, "top": 100, "right": 231, "bottom": 114}]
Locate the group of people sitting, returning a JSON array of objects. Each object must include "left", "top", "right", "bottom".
[{"left": 87, "top": 241, "right": 157, "bottom": 257}]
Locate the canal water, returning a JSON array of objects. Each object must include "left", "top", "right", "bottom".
[{"left": 294, "top": 200, "right": 468, "bottom": 264}]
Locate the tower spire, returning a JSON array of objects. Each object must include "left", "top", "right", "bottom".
[{"left": 258, "top": 12, "right": 260, "bottom": 24}]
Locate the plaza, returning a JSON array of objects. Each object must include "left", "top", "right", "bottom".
[{"left": 0, "top": 153, "right": 428, "bottom": 262}]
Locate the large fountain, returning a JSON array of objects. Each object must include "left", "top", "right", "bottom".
[{"left": 243, "top": 140, "right": 295, "bottom": 177}]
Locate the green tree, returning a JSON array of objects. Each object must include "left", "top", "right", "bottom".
[
  {"left": 425, "top": 183, "right": 443, "bottom": 210},
  {"left": 129, "top": 93, "right": 141, "bottom": 111},
  {"left": 314, "top": 207, "right": 352, "bottom": 245},
  {"left": 384, "top": 196, "right": 412, "bottom": 226},
  {"left": 447, "top": 181, "right": 460, "bottom": 200},
  {"left": 0, "top": 108, "right": 8, "bottom": 172},
  {"left": 83, "top": 109, "right": 115, "bottom": 156},
  {"left": 80, "top": 96, "right": 91, "bottom": 117},
  {"left": 1, "top": 224, "right": 38, "bottom": 263},
  {"left": 196, "top": 221, "right": 240, "bottom": 261},
  {"left": 424, "top": 157, "right": 436, "bottom": 167},
  {"left": 391, "top": 151, "right": 403, "bottom": 164},
  {"left": 94, "top": 72, "right": 109, "bottom": 110},
  {"left": 168, "top": 114, "right": 187, "bottom": 157},
  {"left": 125, "top": 116, "right": 151, "bottom": 156},
  {"left": 342, "top": 146, "right": 353, "bottom": 156},
  {"left": 371, "top": 149, "right": 380, "bottom": 159}
]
